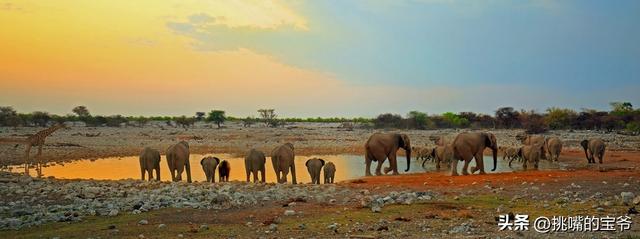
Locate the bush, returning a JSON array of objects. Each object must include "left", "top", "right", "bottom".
[
  {"left": 31, "top": 111, "right": 51, "bottom": 127},
  {"left": 258, "top": 109, "right": 279, "bottom": 127},
  {"left": 373, "top": 113, "right": 404, "bottom": 129},
  {"left": 495, "top": 107, "right": 520, "bottom": 129},
  {"left": 545, "top": 107, "right": 577, "bottom": 130},
  {"left": 0, "top": 106, "right": 22, "bottom": 127},
  {"left": 175, "top": 116, "right": 195, "bottom": 128},
  {"left": 406, "top": 111, "right": 428, "bottom": 129},
  {"left": 519, "top": 110, "right": 547, "bottom": 134},
  {"left": 442, "top": 112, "right": 469, "bottom": 128}
]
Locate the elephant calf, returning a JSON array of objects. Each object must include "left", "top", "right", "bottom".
[
  {"left": 499, "top": 146, "right": 522, "bottom": 167},
  {"left": 200, "top": 156, "right": 220, "bottom": 183},
  {"left": 244, "top": 149, "right": 266, "bottom": 183},
  {"left": 518, "top": 144, "right": 542, "bottom": 169},
  {"left": 545, "top": 137, "right": 563, "bottom": 162},
  {"left": 139, "top": 147, "right": 161, "bottom": 181},
  {"left": 305, "top": 158, "right": 325, "bottom": 184},
  {"left": 324, "top": 161, "right": 336, "bottom": 184},
  {"left": 218, "top": 160, "right": 230, "bottom": 182},
  {"left": 581, "top": 138, "right": 606, "bottom": 164}
]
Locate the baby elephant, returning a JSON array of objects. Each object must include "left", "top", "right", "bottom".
[
  {"left": 139, "top": 147, "right": 161, "bottom": 181},
  {"left": 324, "top": 161, "right": 336, "bottom": 184},
  {"left": 305, "top": 158, "right": 325, "bottom": 184},
  {"left": 200, "top": 156, "right": 220, "bottom": 183},
  {"left": 218, "top": 160, "right": 230, "bottom": 182}
]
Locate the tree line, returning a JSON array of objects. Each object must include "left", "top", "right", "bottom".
[{"left": 0, "top": 102, "right": 638, "bottom": 134}]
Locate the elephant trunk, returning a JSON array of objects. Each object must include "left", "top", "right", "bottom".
[
  {"left": 491, "top": 147, "right": 498, "bottom": 171},
  {"left": 404, "top": 148, "right": 411, "bottom": 172}
]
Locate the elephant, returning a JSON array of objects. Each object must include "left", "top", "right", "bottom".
[
  {"left": 324, "top": 161, "right": 336, "bottom": 184},
  {"left": 499, "top": 146, "right": 522, "bottom": 167},
  {"left": 517, "top": 144, "right": 542, "bottom": 169},
  {"left": 581, "top": 138, "right": 606, "bottom": 164},
  {"left": 518, "top": 134, "right": 547, "bottom": 160},
  {"left": 166, "top": 141, "right": 191, "bottom": 182},
  {"left": 139, "top": 147, "right": 161, "bottom": 181},
  {"left": 271, "top": 143, "right": 297, "bottom": 184},
  {"left": 429, "top": 135, "right": 449, "bottom": 146},
  {"left": 450, "top": 132, "right": 498, "bottom": 176},
  {"left": 364, "top": 133, "right": 411, "bottom": 176},
  {"left": 244, "top": 149, "right": 266, "bottom": 183},
  {"left": 430, "top": 144, "right": 454, "bottom": 170},
  {"left": 218, "top": 160, "right": 230, "bottom": 182},
  {"left": 414, "top": 146, "right": 434, "bottom": 168},
  {"left": 305, "top": 158, "right": 325, "bottom": 184},
  {"left": 200, "top": 156, "right": 220, "bottom": 183},
  {"left": 545, "top": 137, "right": 563, "bottom": 162}
]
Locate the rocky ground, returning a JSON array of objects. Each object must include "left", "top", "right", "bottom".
[{"left": 1, "top": 122, "right": 639, "bottom": 167}]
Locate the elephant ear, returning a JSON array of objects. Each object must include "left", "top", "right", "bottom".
[
  {"left": 483, "top": 133, "right": 495, "bottom": 148},
  {"left": 397, "top": 134, "right": 409, "bottom": 148},
  {"left": 305, "top": 159, "right": 311, "bottom": 167},
  {"left": 213, "top": 157, "right": 220, "bottom": 165},
  {"left": 580, "top": 140, "right": 589, "bottom": 150},
  {"left": 200, "top": 157, "right": 206, "bottom": 165},
  {"left": 319, "top": 159, "right": 325, "bottom": 166}
]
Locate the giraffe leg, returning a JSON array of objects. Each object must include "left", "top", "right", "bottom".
[{"left": 24, "top": 144, "right": 32, "bottom": 175}]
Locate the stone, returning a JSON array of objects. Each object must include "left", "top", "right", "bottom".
[
  {"left": 138, "top": 219, "right": 149, "bottom": 225},
  {"left": 621, "top": 192, "right": 635, "bottom": 205},
  {"left": 157, "top": 224, "right": 166, "bottom": 228},
  {"left": 284, "top": 210, "right": 296, "bottom": 216},
  {"left": 199, "top": 224, "right": 209, "bottom": 230},
  {"left": 327, "top": 222, "right": 339, "bottom": 231},
  {"left": 633, "top": 196, "right": 640, "bottom": 205},
  {"left": 298, "top": 223, "right": 306, "bottom": 230},
  {"left": 268, "top": 223, "right": 278, "bottom": 232},
  {"left": 108, "top": 209, "right": 119, "bottom": 217}
]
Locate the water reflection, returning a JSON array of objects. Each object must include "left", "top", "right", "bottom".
[{"left": 6, "top": 154, "right": 562, "bottom": 183}]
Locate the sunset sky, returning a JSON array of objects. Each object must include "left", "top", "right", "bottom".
[{"left": 1, "top": 0, "right": 639, "bottom": 117}]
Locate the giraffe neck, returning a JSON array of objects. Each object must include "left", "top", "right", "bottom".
[{"left": 34, "top": 124, "right": 64, "bottom": 139}]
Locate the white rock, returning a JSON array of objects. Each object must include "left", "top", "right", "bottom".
[
  {"left": 138, "top": 219, "right": 148, "bottom": 225},
  {"left": 108, "top": 209, "right": 119, "bottom": 217},
  {"left": 284, "top": 210, "right": 296, "bottom": 216}
]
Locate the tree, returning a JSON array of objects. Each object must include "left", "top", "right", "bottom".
[
  {"left": 72, "top": 106, "right": 91, "bottom": 117},
  {"left": 0, "top": 106, "right": 21, "bottom": 127},
  {"left": 31, "top": 111, "right": 51, "bottom": 127},
  {"left": 610, "top": 102, "right": 633, "bottom": 114},
  {"left": 195, "top": 112, "right": 206, "bottom": 121},
  {"left": 258, "top": 109, "right": 278, "bottom": 127},
  {"left": 495, "top": 107, "right": 520, "bottom": 129},
  {"left": 544, "top": 107, "right": 577, "bottom": 130},
  {"left": 519, "top": 110, "right": 547, "bottom": 134},
  {"left": 442, "top": 112, "right": 469, "bottom": 128},
  {"left": 406, "top": 111, "right": 428, "bottom": 129},
  {"left": 373, "top": 113, "right": 404, "bottom": 129},
  {"left": 206, "top": 110, "right": 226, "bottom": 128}
]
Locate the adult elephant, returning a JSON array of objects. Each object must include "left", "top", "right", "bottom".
[
  {"left": 545, "top": 137, "right": 563, "bottom": 162},
  {"left": 166, "top": 141, "right": 192, "bottom": 182},
  {"left": 451, "top": 132, "right": 498, "bottom": 176},
  {"left": 271, "top": 143, "right": 297, "bottom": 184},
  {"left": 139, "top": 147, "right": 161, "bottom": 181},
  {"left": 364, "top": 133, "right": 411, "bottom": 176},
  {"left": 244, "top": 149, "right": 266, "bottom": 183},
  {"left": 305, "top": 158, "right": 325, "bottom": 184},
  {"left": 581, "top": 138, "right": 606, "bottom": 164}
]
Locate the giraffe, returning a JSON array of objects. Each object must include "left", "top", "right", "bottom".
[{"left": 0, "top": 123, "right": 68, "bottom": 175}]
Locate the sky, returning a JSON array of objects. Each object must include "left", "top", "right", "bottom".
[{"left": 1, "top": 0, "right": 639, "bottom": 117}]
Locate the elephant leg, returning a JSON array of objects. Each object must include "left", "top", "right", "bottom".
[
  {"left": 508, "top": 156, "right": 514, "bottom": 167},
  {"left": 141, "top": 168, "right": 146, "bottom": 181},
  {"left": 253, "top": 170, "right": 258, "bottom": 182},
  {"left": 185, "top": 161, "right": 192, "bottom": 183},
  {"left": 387, "top": 153, "right": 399, "bottom": 175},
  {"left": 472, "top": 152, "right": 485, "bottom": 174},
  {"left": 246, "top": 168, "right": 251, "bottom": 182},
  {"left": 148, "top": 170, "right": 153, "bottom": 181},
  {"left": 460, "top": 155, "right": 473, "bottom": 176},
  {"left": 169, "top": 167, "right": 176, "bottom": 182},
  {"left": 375, "top": 157, "right": 386, "bottom": 176},
  {"left": 156, "top": 166, "right": 161, "bottom": 181},
  {"left": 451, "top": 158, "right": 459, "bottom": 176},
  {"left": 435, "top": 157, "right": 441, "bottom": 170},
  {"left": 365, "top": 154, "right": 373, "bottom": 176},
  {"left": 290, "top": 164, "right": 297, "bottom": 184},
  {"left": 260, "top": 169, "right": 266, "bottom": 183},
  {"left": 522, "top": 156, "right": 528, "bottom": 169}
]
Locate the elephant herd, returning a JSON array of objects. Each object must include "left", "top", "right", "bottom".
[
  {"left": 138, "top": 141, "right": 337, "bottom": 184},
  {"left": 366, "top": 132, "right": 607, "bottom": 177}
]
